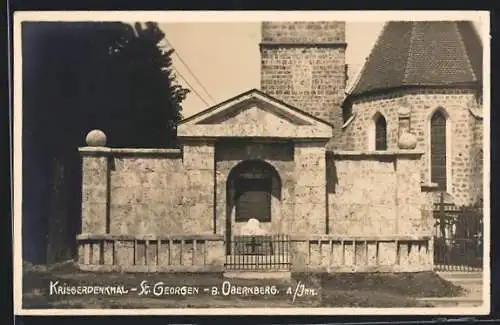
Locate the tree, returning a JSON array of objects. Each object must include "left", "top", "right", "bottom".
[
  {"left": 21, "top": 21, "right": 189, "bottom": 263},
  {"left": 106, "top": 22, "right": 189, "bottom": 148}
]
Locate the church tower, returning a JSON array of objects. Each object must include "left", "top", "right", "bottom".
[{"left": 259, "top": 22, "right": 347, "bottom": 148}]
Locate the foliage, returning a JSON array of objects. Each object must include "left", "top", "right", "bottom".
[
  {"left": 22, "top": 21, "right": 189, "bottom": 263},
  {"left": 106, "top": 22, "right": 189, "bottom": 148}
]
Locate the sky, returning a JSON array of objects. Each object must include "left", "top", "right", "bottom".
[
  {"left": 158, "top": 21, "right": 483, "bottom": 118},
  {"left": 159, "top": 22, "right": 385, "bottom": 118}
]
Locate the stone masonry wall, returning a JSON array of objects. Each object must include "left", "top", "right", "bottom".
[
  {"left": 81, "top": 155, "right": 109, "bottom": 234},
  {"left": 109, "top": 154, "right": 185, "bottom": 234},
  {"left": 294, "top": 142, "right": 328, "bottom": 235},
  {"left": 470, "top": 97, "right": 484, "bottom": 204},
  {"left": 260, "top": 22, "right": 346, "bottom": 149},
  {"left": 81, "top": 145, "right": 217, "bottom": 237},
  {"left": 341, "top": 94, "right": 400, "bottom": 151},
  {"left": 342, "top": 88, "right": 484, "bottom": 206},
  {"left": 327, "top": 155, "right": 396, "bottom": 236},
  {"left": 327, "top": 152, "right": 431, "bottom": 237},
  {"left": 261, "top": 22, "right": 345, "bottom": 44},
  {"left": 472, "top": 118, "right": 484, "bottom": 203},
  {"left": 182, "top": 141, "right": 216, "bottom": 235}
]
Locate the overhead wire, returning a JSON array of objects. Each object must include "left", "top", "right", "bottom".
[{"left": 163, "top": 36, "right": 217, "bottom": 106}]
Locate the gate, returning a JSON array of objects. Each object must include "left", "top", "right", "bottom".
[
  {"left": 224, "top": 234, "right": 291, "bottom": 271},
  {"left": 433, "top": 193, "right": 483, "bottom": 272}
]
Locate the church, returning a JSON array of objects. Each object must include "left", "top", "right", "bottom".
[{"left": 77, "top": 21, "right": 483, "bottom": 274}]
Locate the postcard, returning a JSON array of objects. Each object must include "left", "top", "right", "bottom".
[{"left": 12, "top": 10, "right": 490, "bottom": 316}]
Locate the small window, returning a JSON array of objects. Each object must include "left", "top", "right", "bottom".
[
  {"left": 235, "top": 177, "right": 272, "bottom": 223},
  {"left": 375, "top": 114, "right": 387, "bottom": 150}
]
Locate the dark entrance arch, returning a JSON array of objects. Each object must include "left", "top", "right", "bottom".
[{"left": 225, "top": 159, "right": 282, "bottom": 254}]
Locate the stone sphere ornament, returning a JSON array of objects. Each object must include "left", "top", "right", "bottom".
[
  {"left": 85, "top": 129, "right": 107, "bottom": 147},
  {"left": 398, "top": 132, "right": 418, "bottom": 149}
]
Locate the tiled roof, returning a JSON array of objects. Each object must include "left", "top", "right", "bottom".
[{"left": 348, "top": 21, "right": 482, "bottom": 97}]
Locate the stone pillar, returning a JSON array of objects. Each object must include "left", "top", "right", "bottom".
[
  {"left": 214, "top": 166, "right": 227, "bottom": 237},
  {"left": 281, "top": 170, "right": 296, "bottom": 235},
  {"left": 294, "top": 142, "right": 327, "bottom": 235},
  {"left": 395, "top": 152, "right": 426, "bottom": 235},
  {"left": 182, "top": 141, "right": 215, "bottom": 234},
  {"left": 80, "top": 130, "right": 110, "bottom": 234}
]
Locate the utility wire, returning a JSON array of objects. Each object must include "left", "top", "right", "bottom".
[
  {"left": 163, "top": 36, "right": 217, "bottom": 104},
  {"left": 172, "top": 66, "right": 211, "bottom": 107}
]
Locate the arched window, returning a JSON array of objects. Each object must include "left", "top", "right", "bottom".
[
  {"left": 375, "top": 114, "right": 387, "bottom": 150},
  {"left": 430, "top": 110, "right": 447, "bottom": 190}
]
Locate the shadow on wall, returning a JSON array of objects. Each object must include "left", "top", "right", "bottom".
[{"left": 326, "top": 154, "right": 338, "bottom": 195}]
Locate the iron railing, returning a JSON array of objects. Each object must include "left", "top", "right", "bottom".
[
  {"left": 224, "top": 234, "right": 291, "bottom": 271},
  {"left": 433, "top": 193, "right": 483, "bottom": 272}
]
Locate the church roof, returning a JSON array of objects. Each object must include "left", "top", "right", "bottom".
[{"left": 348, "top": 21, "right": 482, "bottom": 97}]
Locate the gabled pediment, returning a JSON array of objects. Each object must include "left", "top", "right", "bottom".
[
  {"left": 197, "top": 103, "right": 310, "bottom": 126},
  {"left": 178, "top": 89, "right": 333, "bottom": 139}
]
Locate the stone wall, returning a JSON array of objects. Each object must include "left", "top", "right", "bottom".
[
  {"left": 182, "top": 141, "right": 216, "bottom": 235},
  {"left": 260, "top": 21, "right": 346, "bottom": 148},
  {"left": 326, "top": 151, "right": 432, "bottom": 237},
  {"left": 288, "top": 150, "right": 433, "bottom": 272},
  {"left": 79, "top": 142, "right": 433, "bottom": 272},
  {"left": 78, "top": 145, "right": 224, "bottom": 272},
  {"left": 471, "top": 104, "right": 484, "bottom": 204},
  {"left": 290, "top": 235, "right": 432, "bottom": 273},
  {"left": 80, "top": 148, "right": 188, "bottom": 235},
  {"left": 342, "top": 88, "right": 484, "bottom": 206},
  {"left": 81, "top": 154, "right": 109, "bottom": 234},
  {"left": 109, "top": 153, "right": 185, "bottom": 234},
  {"left": 80, "top": 146, "right": 218, "bottom": 236},
  {"left": 77, "top": 234, "right": 225, "bottom": 272},
  {"left": 294, "top": 142, "right": 327, "bottom": 235},
  {"left": 261, "top": 21, "right": 345, "bottom": 44}
]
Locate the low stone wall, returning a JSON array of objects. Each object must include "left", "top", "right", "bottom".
[
  {"left": 76, "top": 234, "right": 225, "bottom": 272},
  {"left": 76, "top": 233, "right": 432, "bottom": 273},
  {"left": 290, "top": 235, "right": 433, "bottom": 273}
]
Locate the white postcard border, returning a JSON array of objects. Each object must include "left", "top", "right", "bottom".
[{"left": 13, "top": 10, "right": 491, "bottom": 316}]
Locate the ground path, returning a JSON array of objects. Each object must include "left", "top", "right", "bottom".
[{"left": 417, "top": 272, "right": 483, "bottom": 307}]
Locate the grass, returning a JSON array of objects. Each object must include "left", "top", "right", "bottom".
[{"left": 21, "top": 261, "right": 464, "bottom": 309}]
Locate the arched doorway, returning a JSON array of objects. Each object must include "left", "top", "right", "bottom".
[{"left": 225, "top": 160, "right": 282, "bottom": 254}]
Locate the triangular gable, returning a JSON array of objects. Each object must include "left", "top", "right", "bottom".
[{"left": 178, "top": 89, "right": 333, "bottom": 139}]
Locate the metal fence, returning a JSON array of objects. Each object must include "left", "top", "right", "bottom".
[
  {"left": 433, "top": 194, "right": 483, "bottom": 272},
  {"left": 224, "top": 234, "right": 291, "bottom": 271}
]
